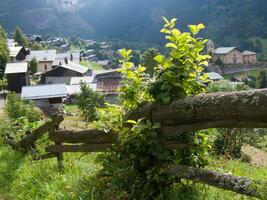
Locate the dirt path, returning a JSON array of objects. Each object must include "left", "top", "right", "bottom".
[{"left": 242, "top": 145, "right": 267, "bottom": 167}]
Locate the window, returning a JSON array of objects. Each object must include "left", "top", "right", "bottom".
[{"left": 45, "top": 64, "right": 47, "bottom": 70}]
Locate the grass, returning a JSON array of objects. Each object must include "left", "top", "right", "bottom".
[
  {"left": 1, "top": 139, "right": 267, "bottom": 200},
  {"left": 0, "top": 139, "right": 100, "bottom": 200},
  {"left": 80, "top": 60, "right": 106, "bottom": 72}
]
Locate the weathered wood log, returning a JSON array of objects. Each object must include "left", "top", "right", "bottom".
[
  {"left": 7, "top": 115, "right": 64, "bottom": 150},
  {"left": 128, "top": 89, "right": 267, "bottom": 136},
  {"left": 45, "top": 143, "right": 113, "bottom": 153},
  {"left": 49, "top": 130, "right": 118, "bottom": 144},
  {"left": 165, "top": 164, "right": 264, "bottom": 199},
  {"left": 45, "top": 141, "right": 196, "bottom": 153}
]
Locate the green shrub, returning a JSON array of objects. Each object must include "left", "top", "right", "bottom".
[
  {"left": 76, "top": 83, "right": 105, "bottom": 122},
  {"left": 5, "top": 92, "right": 42, "bottom": 123}
]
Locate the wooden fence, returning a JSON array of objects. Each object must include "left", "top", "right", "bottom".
[{"left": 6, "top": 89, "right": 267, "bottom": 199}]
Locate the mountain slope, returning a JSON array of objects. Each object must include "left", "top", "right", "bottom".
[{"left": 0, "top": 0, "right": 267, "bottom": 49}]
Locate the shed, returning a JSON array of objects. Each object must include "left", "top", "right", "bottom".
[
  {"left": 5, "top": 62, "right": 30, "bottom": 93},
  {"left": 95, "top": 70, "right": 122, "bottom": 103},
  {"left": 21, "top": 84, "right": 67, "bottom": 110}
]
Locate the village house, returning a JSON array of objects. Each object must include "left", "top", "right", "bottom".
[
  {"left": 94, "top": 70, "right": 122, "bottom": 103},
  {"left": 41, "top": 61, "right": 92, "bottom": 84},
  {"left": 53, "top": 51, "right": 81, "bottom": 66},
  {"left": 9, "top": 46, "right": 29, "bottom": 62},
  {"left": 213, "top": 47, "right": 243, "bottom": 64},
  {"left": 242, "top": 51, "right": 257, "bottom": 64},
  {"left": 26, "top": 50, "right": 57, "bottom": 73},
  {"left": 21, "top": 84, "right": 67, "bottom": 111},
  {"left": 4, "top": 62, "right": 30, "bottom": 93}
]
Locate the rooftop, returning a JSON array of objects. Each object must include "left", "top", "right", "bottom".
[
  {"left": 21, "top": 84, "right": 67, "bottom": 100},
  {"left": 214, "top": 47, "right": 240, "bottom": 54},
  {"left": 5, "top": 62, "right": 28, "bottom": 74},
  {"left": 67, "top": 83, "right": 97, "bottom": 95},
  {"left": 242, "top": 51, "right": 257, "bottom": 55},
  {"left": 60, "top": 61, "right": 89, "bottom": 74},
  {"left": 206, "top": 72, "right": 224, "bottom": 80},
  {"left": 70, "top": 76, "right": 95, "bottom": 85},
  {"left": 9, "top": 46, "right": 23, "bottom": 57},
  {"left": 26, "top": 50, "right": 56, "bottom": 62}
]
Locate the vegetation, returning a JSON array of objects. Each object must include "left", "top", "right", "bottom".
[
  {"left": 80, "top": 60, "right": 105, "bottom": 71},
  {"left": 5, "top": 93, "right": 42, "bottom": 123},
  {"left": 140, "top": 48, "right": 160, "bottom": 77},
  {"left": 29, "top": 58, "right": 38, "bottom": 74},
  {"left": 14, "top": 27, "right": 28, "bottom": 47},
  {"left": 89, "top": 18, "right": 213, "bottom": 199},
  {"left": 76, "top": 83, "right": 106, "bottom": 122},
  {"left": 0, "top": 25, "right": 9, "bottom": 78}
]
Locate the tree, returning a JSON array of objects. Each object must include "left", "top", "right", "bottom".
[
  {"left": 0, "top": 25, "right": 6, "bottom": 39},
  {"left": 14, "top": 27, "right": 28, "bottom": 47},
  {"left": 140, "top": 48, "right": 159, "bottom": 77},
  {"left": 258, "top": 70, "right": 267, "bottom": 88},
  {"left": 76, "top": 83, "right": 106, "bottom": 122},
  {"left": 29, "top": 58, "right": 38, "bottom": 74},
  {"left": 0, "top": 27, "right": 9, "bottom": 78}
]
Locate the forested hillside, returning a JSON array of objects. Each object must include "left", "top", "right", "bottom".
[{"left": 1, "top": 0, "right": 267, "bottom": 50}]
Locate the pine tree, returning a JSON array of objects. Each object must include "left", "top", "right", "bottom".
[
  {"left": 14, "top": 27, "right": 28, "bottom": 47},
  {"left": 29, "top": 58, "right": 38, "bottom": 74}
]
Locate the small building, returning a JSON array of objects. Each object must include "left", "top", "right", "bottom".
[
  {"left": 26, "top": 50, "right": 57, "bottom": 73},
  {"left": 9, "top": 46, "right": 29, "bottom": 62},
  {"left": 4, "top": 62, "right": 30, "bottom": 93},
  {"left": 206, "top": 72, "right": 224, "bottom": 81},
  {"left": 21, "top": 84, "right": 67, "bottom": 110},
  {"left": 214, "top": 47, "right": 243, "bottom": 64},
  {"left": 41, "top": 61, "right": 92, "bottom": 84},
  {"left": 242, "top": 51, "right": 257, "bottom": 64},
  {"left": 95, "top": 70, "right": 122, "bottom": 103},
  {"left": 53, "top": 51, "right": 81, "bottom": 66}
]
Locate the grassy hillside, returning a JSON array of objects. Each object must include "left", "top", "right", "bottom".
[{"left": 0, "top": 139, "right": 266, "bottom": 200}]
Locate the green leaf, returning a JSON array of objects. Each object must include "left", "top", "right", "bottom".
[
  {"left": 162, "top": 17, "right": 170, "bottom": 25},
  {"left": 166, "top": 43, "right": 178, "bottom": 49},
  {"left": 154, "top": 55, "right": 165, "bottom": 64},
  {"left": 161, "top": 28, "right": 171, "bottom": 34}
]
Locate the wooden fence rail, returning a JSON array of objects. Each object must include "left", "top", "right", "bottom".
[{"left": 5, "top": 89, "right": 267, "bottom": 199}]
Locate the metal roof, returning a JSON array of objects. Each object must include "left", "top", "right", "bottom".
[
  {"left": 9, "top": 46, "right": 23, "bottom": 57},
  {"left": 53, "top": 51, "right": 80, "bottom": 65},
  {"left": 5, "top": 62, "right": 28, "bottom": 74},
  {"left": 21, "top": 84, "right": 67, "bottom": 100},
  {"left": 60, "top": 61, "right": 89, "bottom": 74},
  {"left": 206, "top": 72, "right": 224, "bottom": 80},
  {"left": 242, "top": 51, "right": 257, "bottom": 55},
  {"left": 96, "top": 60, "right": 109, "bottom": 66},
  {"left": 67, "top": 83, "right": 97, "bottom": 95},
  {"left": 26, "top": 50, "right": 56, "bottom": 62},
  {"left": 214, "top": 47, "right": 239, "bottom": 54},
  {"left": 70, "top": 76, "right": 95, "bottom": 85}
]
